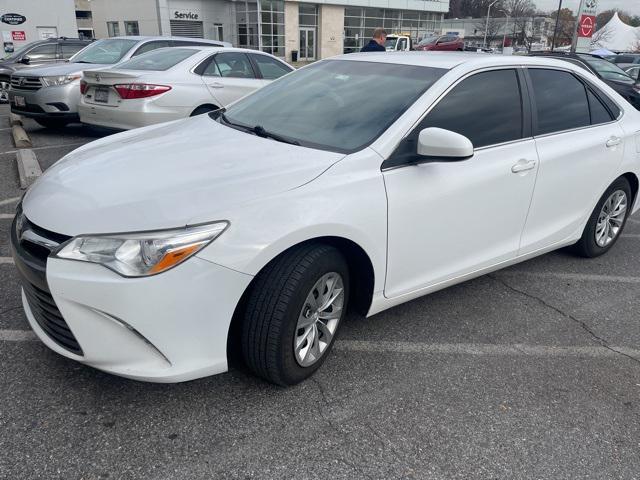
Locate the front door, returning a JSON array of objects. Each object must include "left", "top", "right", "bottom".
[
  {"left": 299, "top": 27, "right": 316, "bottom": 61},
  {"left": 384, "top": 68, "right": 538, "bottom": 297},
  {"left": 200, "top": 52, "right": 263, "bottom": 107}
]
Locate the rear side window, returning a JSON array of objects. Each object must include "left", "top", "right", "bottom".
[
  {"left": 529, "top": 69, "right": 590, "bottom": 135},
  {"left": 250, "top": 54, "right": 292, "bottom": 80},
  {"left": 214, "top": 52, "right": 255, "bottom": 79},
  {"left": 586, "top": 89, "right": 614, "bottom": 125},
  {"left": 132, "top": 41, "right": 172, "bottom": 56},
  {"left": 420, "top": 69, "right": 523, "bottom": 148}
]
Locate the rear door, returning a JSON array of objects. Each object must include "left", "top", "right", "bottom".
[
  {"left": 200, "top": 52, "right": 262, "bottom": 106},
  {"left": 519, "top": 68, "right": 625, "bottom": 254}
]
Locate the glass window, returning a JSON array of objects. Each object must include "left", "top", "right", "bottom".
[
  {"left": 61, "top": 43, "right": 85, "bottom": 59},
  {"left": 222, "top": 60, "right": 446, "bottom": 153},
  {"left": 215, "top": 52, "right": 256, "bottom": 78},
  {"left": 132, "top": 40, "right": 171, "bottom": 56},
  {"left": 107, "top": 21, "right": 120, "bottom": 37},
  {"left": 124, "top": 21, "right": 139, "bottom": 36},
  {"left": 198, "top": 56, "right": 221, "bottom": 76},
  {"left": 577, "top": 55, "right": 635, "bottom": 85},
  {"left": 529, "top": 69, "right": 591, "bottom": 135},
  {"left": 71, "top": 38, "right": 137, "bottom": 64},
  {"left": 587, "top": 89, "right": 614, "bottom": 125},
  {"left": 251, "top": 53, "right": 292, "bottom": 79},
  {"left": 26, "top": 44, "right": 57, "bottom": 60},
  {"left": 114, "top": 48, "right": 197, "bottom": 71},
  {"left": 421, "top": 69, "right": 523, "bottom": 148}
]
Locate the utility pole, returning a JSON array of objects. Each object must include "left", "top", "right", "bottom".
[
  {"left": 570, "top": 0, "right": 586, "bottom": 53},
  {"left": 483, "top": 0, "right": 499, "bottom": 49},
  {"left": 550, "top": 0, "right": 563, "bottom": 51}
]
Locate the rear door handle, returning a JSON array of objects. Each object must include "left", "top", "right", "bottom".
[
  {"left": 606, "top": 136, "right": 621, "bottom": 148},
  {"left": 511, "top": 159, "right": 536, "bottom": 173},
  {"left": 208, "top": 82, "right": 224, "bottom": 89}
]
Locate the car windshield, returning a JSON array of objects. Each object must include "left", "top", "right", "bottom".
[
  {"left": 115, "top": 48, "right": 198, "bottom": 71},
  {"left": 579, "top": 55, "right": 635, "bottom": 84},
  {"left": 419, "top": 36, "right": 438, "bottom": 45},
  {"left": 70, "top": 38, "right": 138, "bottom": 64},
  {"left": 384, "top": 38, "right": 398, "bottom": 48},
  {"left": 220, "top": 60, "right": 446, "bottom": 153}
]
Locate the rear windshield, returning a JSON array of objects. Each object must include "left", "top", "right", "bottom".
[
  {"left": 71, "top": 38, "right": 138, "bottom": 64},
  {"left": 114, "top": 48, "right": 198, "bottom": 71},
  {"left": 578, "top": 55, "right": 635, "bottom": 84}
]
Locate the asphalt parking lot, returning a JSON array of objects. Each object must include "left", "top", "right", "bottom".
[{"left": 2, "top": 104, "right": 640, "bottom": 480}]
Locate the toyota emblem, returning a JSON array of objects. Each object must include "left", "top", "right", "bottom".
[{"left": 95, "top": 74, "right": 101, "bottom": 82}]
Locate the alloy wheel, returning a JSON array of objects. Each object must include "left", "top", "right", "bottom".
[
  {"left": 595, "top": 189, "right": 627, "bottom": 247},
  {"left": 294, "top": 272, "right": 344, "bottom": 367},
  {"left": 0, "top": 81, "right": 9, "bottom": 103}
]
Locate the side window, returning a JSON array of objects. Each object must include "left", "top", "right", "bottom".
[
  {"left": 26, "top": 44, "right": 57, "bottom": 60},
  {"left": 214, "top": 52, "right": 255, "bottom": 79},
  {"left": 529, "top": 69, "right": 590, "bottom": 135},
  {"left": 587, "top": 89, "right": 614, "bottom": 125},
  {"left": 420, "top": 69, "right": 523, "bottom": 148},
  {"left": 132, "top": 41, "right": 171, "bottom": 56},
  {"left": 61, "top": 43, "right": 85, "bottom": 59},
  {"left": 198, "top": 56, "right": 221, "bottom": 77},
  {"left": 250, "top": 54, "right": 292, "bottom": 80}
]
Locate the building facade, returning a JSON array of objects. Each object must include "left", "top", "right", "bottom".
[
  {"left": 0, "top": 0, "right": 78, "bottom": 52},
  {"left": 88, "top": 0, "right": 449, "bottom": 62}
]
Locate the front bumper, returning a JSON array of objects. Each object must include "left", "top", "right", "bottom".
[
  {"left": 9, "top": 81, "right": 81, "bottom": 119},
  {"left": 11, "top": 214, "right": 253, "bottom": 382}
]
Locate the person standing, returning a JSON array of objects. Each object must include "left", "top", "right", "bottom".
[{"left": 360, "top": 28, "right": 387, "bottom": 52}]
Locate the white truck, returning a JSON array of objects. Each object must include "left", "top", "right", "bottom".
[{"left": 384, "top": 34, "right": 413, "bottom": 51}]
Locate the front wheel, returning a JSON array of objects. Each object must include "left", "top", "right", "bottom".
[
  {"left": 571, "top": 177, "right": 632, "bottom": 258},
  {"left": 241, "top": 244, "right": 349, "bottom": 386}
]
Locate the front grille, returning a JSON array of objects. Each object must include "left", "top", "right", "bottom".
[
  {"left": 23, "top": 281, "right": 83, "bottom": 355},
  {"left": 10, "top": 76, "right": 42, "bottom": 91},
  {"left": 10, "top": 209, "right": 82, "bottom": 355}
]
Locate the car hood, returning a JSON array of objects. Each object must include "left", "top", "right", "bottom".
[
  {"left": 11, "top": 62, "right": 110, "bottom": 77},
  {"left": 22, "top": 115, "right": 344, "bottom": 236}
]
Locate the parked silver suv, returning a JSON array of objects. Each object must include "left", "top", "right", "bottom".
[
  {"left": 9, "top": 36, "right": 231, "bottom": 128},
  {"left": 0, "top": 37, "right": 91, "bottom": 103}
]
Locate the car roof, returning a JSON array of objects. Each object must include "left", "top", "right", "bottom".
[
  {"left": 330, "top": 51, "right": 589, "bottom": 71},
  {"left": 110, "top": 36, "right": 228, "bottom": 43}
]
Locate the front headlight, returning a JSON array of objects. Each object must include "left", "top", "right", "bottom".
[
  {"left": 41, "top": 74, "right": 81, "bottom": 87},
  {"left": 54, "top": 222, "right": 228, "bottom": 277}
]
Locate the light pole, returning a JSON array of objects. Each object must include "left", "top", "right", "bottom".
[
  {"left": 500, "top": 9, "right": 511, "bottom": 51},
  {"left": 550, "top": 0, "right": 563, "bottom": 51},
  {"left": 483, "top": 0, "right": 499, "bottom": 49}
]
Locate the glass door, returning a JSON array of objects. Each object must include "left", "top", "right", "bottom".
[{"left": 298, "top": 27, "right": 316, "bottom": 61}]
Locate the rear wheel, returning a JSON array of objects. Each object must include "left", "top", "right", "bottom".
[
  {"left": 0, "top": 79, "right": 9, "bottom": 103},
  {"left": 35, "top": 118, "right": 70, "bottom": 129},
  {"left": 572, "top": 177, "right": 632, "bottom": 258},
  {"left": 241, "top": 244, "right": 349, "bottom": 386}
]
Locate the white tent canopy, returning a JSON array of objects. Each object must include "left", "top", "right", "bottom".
[{"left": 591, "top": 12, "right": 640, "bottom": 53}]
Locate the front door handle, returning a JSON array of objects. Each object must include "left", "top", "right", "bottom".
[
  {"left": 606, "top": 136, "right": 621, "bottom": 148},
  {"left": 208, "top": 82, "right": 224, "bottom": 89},
  {"left": 511, "top": 159, "right": 536, "bottom": 173}
]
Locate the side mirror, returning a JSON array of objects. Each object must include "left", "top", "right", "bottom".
[
  {"left": 417, "top": 127, "right": 474, "bottom": 162},
  {"left": 20, "top": 55, "right": 30, "bottom": 65}
]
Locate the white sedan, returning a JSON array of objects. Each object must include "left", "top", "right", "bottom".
[
  {"left": 78, "top": 46, "right": 293, "bottom": 130},
  {"left": 12, "top": 53, "right": 640, "bottom": 385}
]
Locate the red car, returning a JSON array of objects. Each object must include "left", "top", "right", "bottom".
[{"left": 415, "top": 35, "right": 464, "bottom": 51}]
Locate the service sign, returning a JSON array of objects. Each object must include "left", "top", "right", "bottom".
[
  {"left": 11, "top": 30, "right": 25, "bottom": 41},
  {"left": 173, "top": 10, "right": 199, "bottom": 20},
  {"left": 1, "top": 13, "right": 26, "bottom": 26}
]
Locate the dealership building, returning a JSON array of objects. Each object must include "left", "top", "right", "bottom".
[{"left": 88, "top": 0, "right": 449, "bottom": 62}]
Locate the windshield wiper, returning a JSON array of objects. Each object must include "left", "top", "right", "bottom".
[
  {"left": 74, "top": 60, "right": 93, "bottom": 64},
  {"left": 218, "top": 112, "right": 300, "bottom": 146}
]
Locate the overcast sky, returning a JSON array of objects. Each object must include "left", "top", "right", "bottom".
[{"left": 534, "top": 0, "right": 640, "bottom": 15}]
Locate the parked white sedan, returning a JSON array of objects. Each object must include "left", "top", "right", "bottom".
[
  {"left": 12, "top": 53, "right": 640, "bottom": 385},
  {"left": 78, "top": 46, "right": 293, "bottom": 129}
]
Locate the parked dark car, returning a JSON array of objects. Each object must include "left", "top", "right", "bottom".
[
  {"left": 0, "top": 37, "right": 91, "bottom": 102},
  {"left": 613, "top": 53, "right": 640, "bottom": 66},
  {"left": 623, "top": 65, "right": 640, "bottom": 82},
  {"left": 415, "top": 35, "right": 464, "bottom": 51},
  {"left": 530, "top": 52, "right": 640, "bottom": 110}
]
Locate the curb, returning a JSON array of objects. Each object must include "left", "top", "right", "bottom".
[
  {"left": 12, "top": 124, "right": 32, "bottom": 149},
  {"left": 16, "top": 149, "right": 42, "bottom": 189},
  {"left": 9, "top": 113, "right": 22, "bottom": 127}
]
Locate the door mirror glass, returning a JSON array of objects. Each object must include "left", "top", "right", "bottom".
[
  {"left": 417, "top": 127, "right": 474, "bottom": 161},
  {"left": 20, "top": 55, "right": 30, "bottom": 64}
]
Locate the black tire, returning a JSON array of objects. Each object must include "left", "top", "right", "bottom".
[
  {"left": 190, "top": 105, "right": 217, "bottom": 116},
  {"left": 571, "top": 177, "right": 632, "bottom": 258},
  {"left": 35, "top": 118, "right": 70, "bottom": 129},
  {"left": 241, "top": 244, "right": 349, "bottom": 386}
]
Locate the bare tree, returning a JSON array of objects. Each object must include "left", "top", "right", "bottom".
[
  {"left": 475, "top": 17, "right": 503, "bottom": 46},
  {"left": 591, "top": 24, "right": 615, "bottom": 49}
]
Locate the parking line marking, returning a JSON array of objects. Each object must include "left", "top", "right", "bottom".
[
  {"left": 622, "top": 234, "right": 640, "bottom": 239},
  {"left": 0, "top": 213, "right": 14, "bottom": 219},
  {"left": 629, "top": 218, "right": 640, "bottom": 225},
  {"left": 0, "top": 330, "right": 37, "bottom": 342},
  {"left": 1, "top": 141, "right": 87, "bottom": 157},
  {"left": 0, "top": 257, "right": 14, "bottom": 265},
  {"left": 335, "top": 340, "right": 640, "bottom": 358},
  {"left": 0, "top": 197, "right": 19, "bottom": 206},
  {"left": 498, "top": 270, "right": 640, "bottom": 284}
]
